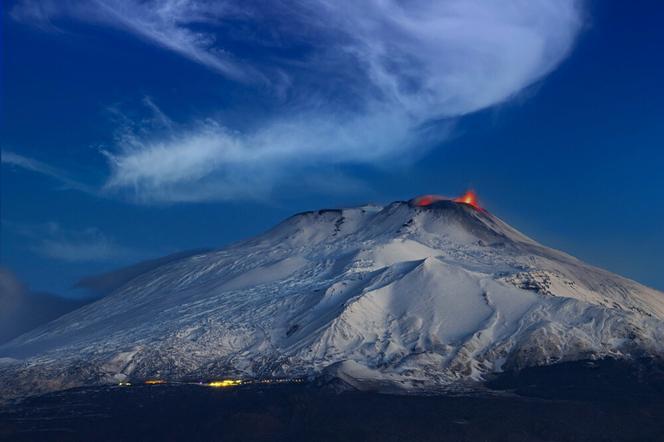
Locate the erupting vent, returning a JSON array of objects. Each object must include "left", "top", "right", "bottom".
[
  {"left": 454, "top": 190, "right": 480, "bottom": 209},
  {"left": 412, "top": 190, "right": 481, "bottom": 210}
]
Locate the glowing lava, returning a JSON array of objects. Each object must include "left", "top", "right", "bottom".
[
  {"left": 412, "top": 195, "right": 446, "bottom": 207},
  {"left": 454, "top": 190, "right": 480, "bottom": 209},
  {"left": 412, "top": 191, "right": 481, "bottom": 210}
]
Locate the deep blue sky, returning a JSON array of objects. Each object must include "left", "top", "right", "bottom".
[{"left": 2, "top": 0, "right": 663, "bottom": 297}]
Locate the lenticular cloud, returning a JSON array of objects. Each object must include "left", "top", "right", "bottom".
[{"left": 13, "top": 0, "right": 583, "bottom": 202}]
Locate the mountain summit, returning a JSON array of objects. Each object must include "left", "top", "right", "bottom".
[{"left": 2, "top": 196, "right": 664, "bottom": 396}]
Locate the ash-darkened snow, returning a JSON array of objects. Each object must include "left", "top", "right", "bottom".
[{"left": 1, "top": 195, "right": 663, "bottom": 398}]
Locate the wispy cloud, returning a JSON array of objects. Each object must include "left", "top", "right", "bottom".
[
  {"left": 5, "top": 221, "right": 136, "bottom": 263},
  {"left": 1, "top": 151, "right": 95, "bottom": 194},
  {"left": 0, "top": 267, "right": 90, "bottom": 345},
  {"left": 103, "top": 107, "right": 429, "bottom": 202},
  {"left": 37, "top": 230, "right": 133, "bottom": 263},
  {"left": 11, "top": 0, "right": 585, "bottom": 203},
  {"left": 10, "top": 0, "right": 255, "bottom": 81}
]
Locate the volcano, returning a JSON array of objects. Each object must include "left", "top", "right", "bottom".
[{"left": 1, "top": 196, "right": 664, "bottom": 397}]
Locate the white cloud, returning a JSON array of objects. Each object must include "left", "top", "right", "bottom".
[
  {"left": 11, "top": 0, "right": 254, "bottom": 81},
  {"left": 0, "top": 267, "right": 90, "bottom": 344},
  {"left": 5, "top": 221, "right": 135, "bottom": 263},
  {"left": 102, "top": 108, "right": 434, "bottom": 202},
  {"left": 37, "top": 231, "right": 132, "bottom": 263},
  {"left": 12, "top": 0, "right": 584, "bottom": 203},
  {"left": 1, "top": 151, "right": 95, "bottom": 194}
]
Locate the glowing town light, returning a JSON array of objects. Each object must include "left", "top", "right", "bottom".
[
  {"left": 208, "top": 379, "right": 243, "bottom": 388},
  {"left": 144, "top": 379, "right": 166, "bottom": 385}
]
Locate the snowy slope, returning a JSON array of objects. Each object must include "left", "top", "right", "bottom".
[{"left": 1, "top": 197, "right": 664, "bottom": 396}]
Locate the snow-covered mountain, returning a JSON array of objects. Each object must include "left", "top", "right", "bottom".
[{"left": 2, "top": 195, "right": 664, "bottom": 396}]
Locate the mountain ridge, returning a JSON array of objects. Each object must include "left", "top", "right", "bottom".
[{"left": 1, "top": 196, "right": 663, "bottom": 398}]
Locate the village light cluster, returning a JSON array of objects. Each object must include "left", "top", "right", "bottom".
[
  {"left": 117, "top": 378, "right": 306, "bottom": 389},
  {"left": 207, "top": 379, "right": 242, "bottom": 388}
]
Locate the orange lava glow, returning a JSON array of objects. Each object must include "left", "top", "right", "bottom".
[
  {"left": 454, "top": 190, "right": 480, "bottom": 209},
  {"left": 413, "top": 191, "right": 482, "bottom": 210},
  {"left": 413, "top": 195, "right": 445, "bottom": 207}
]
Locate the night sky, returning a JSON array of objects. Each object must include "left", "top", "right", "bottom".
[{"left": 2, "top": 0, "right": 663, "bottom": 297}]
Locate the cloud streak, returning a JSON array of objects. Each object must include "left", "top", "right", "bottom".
[
  {"left": 11, "top": 0, "right": 253, "bottom": 80},
  {"left": 5, "top": 221, "right": 135, "bottom": 263},
  {"left": 12, "top": 0, "right": 584, "bottom": 203},
  {"left": 0, "top": 268, "right": 90, "bottom": 345},
  {"left": 2, "top": 151, "right": 95, "bottom": 194}
]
